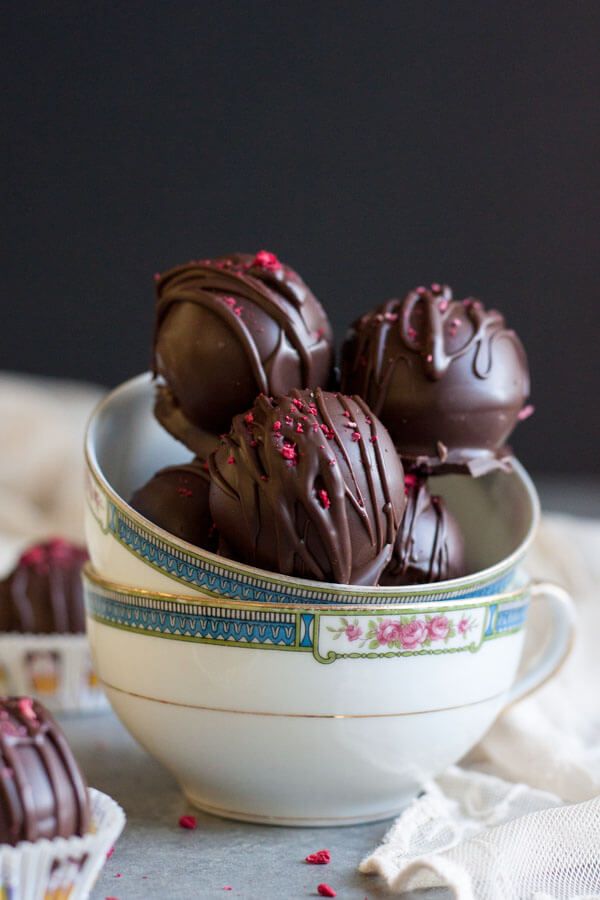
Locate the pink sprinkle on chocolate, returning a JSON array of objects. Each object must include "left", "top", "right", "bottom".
[
  {"left": 252, "top": 250, "right": 281, "bottom": 271},
  {"left": 342, "top": 410, "right": 351, "bottom": 418},
  {"left": 281, "top": 442, "right": 298, "bottom": 463},
  {"left": 517, "top": 404, "right": 535, "bottom": 421},
  {"left": 314, "top": 328, "right": 325, "bottom": 340},
  {"left": 351, "top": 431, "right": 361, "bottom": 442},
  {"left": 244, "top": 412, "right": 254, "bottom": 424},
  {"left": 317, "top": 884, "right": 336, "bottom": 897},
  {"left": 416, "top": 286, "right": 427, "bottom": 296},
  {"left": 292, "top": 398, "right": 304, "bottom": 409},
  {"left": 250, "top": 439, "right": 258, "bottom": 447},
  {"left": 407, "top": 326, "right": 418, "bottom": 340},
  {"left": 273, "top": 421, "right": 282, "bottom": 432},
  {"left": 179, "top": 814, "right": 197, "bottom": 830},
  {"left": 18, "top": 698, "right": 36, "bottom": 721},
  {"left": 404, "top": 473, "right": 418, "bottom": 490},
  {"left": 305, "top": 849, "right": 331, "bottom": 865},
  {"left": 426, "top": 354, "right": 433, "bottom": 363},
  {"left": 328, "top": 458, "right": 336, "bottom": 466},
  {"left": 296, "top": 423, "right": 304, "bottom": 433},
  {"left": 260, "top": 475, "right": 269, "bottom": 482},
  {"left": 438, "top": 299, "right": 449, "bottom": 312},
  {"left": 285, "top": 414, "right": 294, "bottom": 426},
  {"left": 370, "top": 435, "right": 378, "bottom": 443},
  {"left": 431, "top": 282, "right": 442, "bottom": 293},
  {"left": 317, "top": 490, "right": 331, "bottom": 510},
  {"left": 384, "top": 312, "right": 398, "bottom": 322},
  {"left": 227, "top": 456, "right": 235, "bottom": 465},
  {"left": 176, "top": 486, "right": 193, "bottom": 498}
]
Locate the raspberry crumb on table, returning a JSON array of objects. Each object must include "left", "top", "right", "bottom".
[
  {"left": 178, "top": 814, "right": 197, "bottom": 829},
  {"left": 305, "top": 849, "right": 331, "bottom": 864},
  {"left": 317, "top": 884, "right": 337, "bottom": 897}
]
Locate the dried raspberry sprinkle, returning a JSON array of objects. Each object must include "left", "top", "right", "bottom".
[
  {"left": 114, "top": 874, "right": 122, "bottom": 878},
  {"left": 407, "top": 326, "right": 418, "bottom": 340},
  {"left": 370, "top": 435, "right": 378, "bottom": 444},
  {"left": 404, "top": 473, "right": 418, "bottom": 490},
  {"left": 227, "top": 455, "right": 235, "bottom": 465},
  {"left": 222, "top": 888, "right": 233, "bottom": 892},
  {"left": 384, "top": 311, "right": 398, "bottom": 322},
  {"left": 314, "top": 328, "right": 325, "bottom": 340},
  {"left": 517, "top": 404, "right": 535, "bottom": 421},
  {"left": 342, "top": 410, "right": 351, "bottom": 418},
  {"left": 250, "top": 439, "right": 258, "bottom": 447},
  {"left": 305, "top": 849, "right": 331, "bottom": 865},
  {"left": 416, "top": 286, "right": 427, "bottom": 295},
  {"left": 438, "top": 299, "right": 449, "bottom": 312},
  {"left": 260, "top": 475, "right": 269, "bottom": 482},
  {"left": 431, "top": 282, "right": 442, "bottom": 293},
  {"left": 106, "top": 846, "right": 115, "bottom": 859},
  {"left": 285, "top": 415, "right": 294, "bottom": 426},
  {"left": 244, "top": 412, "right": 254, "bottom": 424},
  {"left": 292, "top": 397, "right": 304, "bottom": 409},
  {"left": 281, "top": 442, "right": 298, "bottom": 464},
  {"left": 296, "top": 423, "right": 304, "bottom": 433},
  {"left": 252, "top": 250, "right": 281, "bottom": 270},
  {"left": 179, "top": 814, "right": 197, "bottom": 830},
  {"left": 177, "top": 487, "right": 193, "bottom": 497},
  {"left": 426, "top": 354, "right": 433, "bottom": 363},
  {"left": 273, "top": 420, "right": 282, "bottom": 432},
  {"left": 317, "top": 884, "right": 336, "bottom": 897},
  {"left": 18, "top": 698, "right": 36, "bottom": 721},
  {"left": 351, "top": 431, "right": 361, "bottom": 442},
  {"left": 317, "top": 490, "right": 331, "bottom": 510}
]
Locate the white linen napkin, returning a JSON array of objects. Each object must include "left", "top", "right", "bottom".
[{"left": 361, "top": 513, "right": 600, "bottom": 898}]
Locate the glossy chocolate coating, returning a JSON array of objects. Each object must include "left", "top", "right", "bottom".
[
  {"left": 130, "top": 459, "right": 216, "bottom": 551},
  {"left": 0, "top": 696, "right": 90, "bottom": 845},
  {"left": 341, "top": 284, "right": 530, "bottom": 474},
  {"left": 209, "top": 389, "right": 406, "bottom": 585},
  {"left": 381, "top": 476, "right": 466, "bottom": 586},
  {"left": 0, "top": 540, "right": 88, "bottom": 634},
  {"left": 153, "top": 251, "right": 334, "bottom": 455}
]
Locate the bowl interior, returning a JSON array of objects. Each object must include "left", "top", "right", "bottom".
[{"left": 87, "top": 373, "right": 539, "bottom": 578}]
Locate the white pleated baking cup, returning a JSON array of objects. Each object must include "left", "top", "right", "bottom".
[
  {"left": 0, "top": 633, "right": 109, "bottom": 714},
  {"left": 0, "top": 788, "right": 125, "bottom": 900}
]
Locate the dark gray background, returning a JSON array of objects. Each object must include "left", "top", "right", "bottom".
[{"left": 3, "top": 1, "right": 599, "bottom": 475}]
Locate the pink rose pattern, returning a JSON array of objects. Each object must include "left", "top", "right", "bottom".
[
  {"left": 345, "top": 623, "right": 363, "bottom": 642},
  {"left": 328, "top": 612, "right": 473, "bottom": 651}
]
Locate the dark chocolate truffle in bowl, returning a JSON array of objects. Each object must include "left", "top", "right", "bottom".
[
  {"left": 0, "top": 696, "right": 90, "bottom": 844},
  {"left": 153, "top": 251, "right": 334, "bottom": 456},
  {"left": 0, "top": 539, "right": 88, "bottom": 634},
  {"left": 380, "top": 475, "right": 466, "bottom": 586},
  {"left": 341, "top": 284, "right": 531, "bottom": 475},
  {"left": 130, "top": 458, "right": 216, "bottom": 551},
  {"left": 209, "top": 389, "right": 406, "bottom": 586}
]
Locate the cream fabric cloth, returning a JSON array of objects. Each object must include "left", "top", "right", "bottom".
[
  {"left": 1, "top": 373, "right": 599, "bottom": 898},
  {"left": 361, "top": 516, "right": 600, "bottom": 897}
]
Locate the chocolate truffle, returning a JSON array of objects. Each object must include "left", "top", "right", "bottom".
[
  {"left": 0, "top": 696, "right": 90, "bottom": 844},
  {"left": 130, "top": 458, "right": 216, "bottom": 551},
  {"left": 380, "top": 475, "right": 466, "bottom": 586},
  {"left": 209, "top": 389, "right": 406, "bottom": 585},
  {"left": 153, "top": 251, "right": 334, "bottom": 455},
  {"left": 0, "top": 540, "right": 88, "bottom": 634},
  {"left": 341, "top": 284, "right": 531, "bottom": 474}
]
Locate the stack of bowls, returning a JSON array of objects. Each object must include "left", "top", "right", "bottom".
[{"left": 82, "top": 373, "right": 574, "bottom": 826}]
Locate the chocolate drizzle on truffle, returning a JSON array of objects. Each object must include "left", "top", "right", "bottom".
[
  {"left": 153, "top": 252, "right": 333, "bottom": 453},
  {"left": 380, "top": 476, "right": 465, "bottom": 586},
  {"left": 208, "top": 388, "right": 405, "bottom": 585},
  {"left": 0, "top": 540, "right": 88, "bottom": 634},
  {"left": 341, "top": 284, "right": 530, "bottom": 474},
  {"left": 0, "top": 697, "right": 90, "bottom": 844}
]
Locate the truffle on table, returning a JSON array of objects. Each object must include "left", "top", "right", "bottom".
[
  {"left": 0, "top": 539, "right": 88, "bottom": 634},
  {"left": 380, "top": 475, "right": 466, "bottom": 586},
  {"left": 209, "top": 388, "right": 406, "bottom": 586},
  {"left": 0, "top": 696, "right": 90, "bottom": 845},
  {"left": 130, "top": 458, "right": 216, "bottom": 551},
  {"left": 153, "top": 251, "right": 334, "bottom": 455},
  {"left": 340, "top": 284, "right": 531, "bottom": 475}
]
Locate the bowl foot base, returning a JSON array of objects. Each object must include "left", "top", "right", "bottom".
[{"left": 182, "top": 789, "right": 409, "bottom": 828}]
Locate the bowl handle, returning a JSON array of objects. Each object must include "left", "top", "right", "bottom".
[{"left": 505, "top": 580, "right": 576, "bottom": 706}]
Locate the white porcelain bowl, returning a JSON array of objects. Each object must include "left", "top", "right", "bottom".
[
  {"left": 85, "top": 373, "right": 540, "bottom": 606},
  {"left": 83, "top": 566, "right": 573, "bottom": 826}
]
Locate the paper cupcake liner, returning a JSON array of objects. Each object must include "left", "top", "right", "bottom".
[
  {"left": 0, "top": 788, "right": 125, "bottom": 900},
  {"left": 0, "top": 633, "right": 109, "bottom": 714}
]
